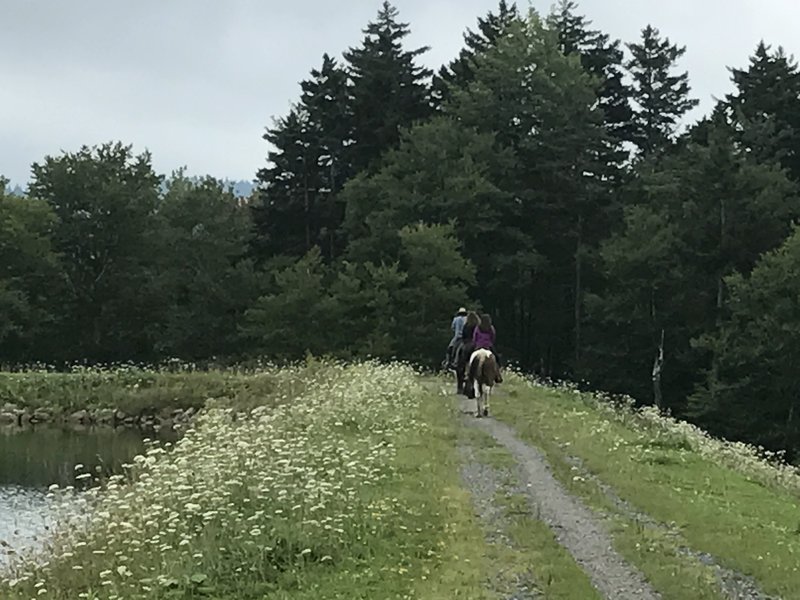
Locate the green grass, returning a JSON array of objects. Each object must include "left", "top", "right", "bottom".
[
  {"left": 492, "top": 376, "right": 800, "bottom": 599},
  {"left": 0, "top": 358, "right": 346, "bottom": 415}
]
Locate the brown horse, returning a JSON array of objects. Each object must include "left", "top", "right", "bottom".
[{"left": 463, "top": 349, "right": 501, "bottom": 417}]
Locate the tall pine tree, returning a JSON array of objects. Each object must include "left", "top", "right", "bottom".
[
  {"left": 253, "top": 55, "right": 351, "bottom": 261},
  {"left": 549, "top": 0, "right": 633, "bottom": 168},
  {"left": 344, "top": 2, "right": 432, "bottom": 173},
  {"left": 725, "top": 42, "right": 800, "bottom": 181},
  {"left": 432, "top": 1, "right": 520, "bottom": 105},
  {"left": 626, "top": 25, "right": 698, "bottom": 157}
]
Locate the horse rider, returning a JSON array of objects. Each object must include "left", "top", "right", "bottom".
[
  {"left": 473, "top": 313, "right": 502, "bottom": 384},
  {"left": 445, "top": 307, "right": 468, "bottom": 369}
]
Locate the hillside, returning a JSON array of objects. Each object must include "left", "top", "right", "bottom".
[{"left": 1, "top": 362, "right": 797, "bottom": 599}]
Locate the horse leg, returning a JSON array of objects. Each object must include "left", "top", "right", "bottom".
[
  {"left": 483, "top": 387, "right": 491, "bottom": 417},
  {"left": 476, "top": 383, "right": 484, "bottom": 417},
  {"left": 456, "top": 366, "right": 464, "bottom": 394}
]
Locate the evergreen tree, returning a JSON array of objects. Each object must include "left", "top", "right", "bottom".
[
  {"left": 446, "top": 12, "right": 607, "bottom": 373},
  {"left": 432, "top": 1, "right": 520, "bottom": 105},
  {"left": 242, "top": 224, "right": 475, "bottom": 364},
  {"left": 626, "top": 25, "right": 698, "bottom": 157},
  {"left": 549, "top": 0, "right": 633, "bottom": 167},
  {"left": 253, "top": 108, "right": 316, "bottom": 260},
  {"left": 253, "top": 54, "right": 352, "bottom": 261},
  {"left": 725, "top": 42, "right": 800, "bottom": 181},
  {"left": 344, "top": 1, "right": 432, "bottom": 173},
  {"left": 241, "top": 248, "right": 338, "bottom": 358},
  {"left": 299, "top": 53, "right": 353, "bottom": 256},
  {"left": 586, "top": 119, "right": 800, "bottom": 410},
  {"left": 690, "top": 226, "right": 800, "bottom": 457}
]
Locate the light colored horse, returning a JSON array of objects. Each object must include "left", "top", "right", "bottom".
[{"left": 464, "top": 348, "right": 501, "bottom": 417}]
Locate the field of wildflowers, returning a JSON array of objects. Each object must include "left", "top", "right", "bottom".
[{"left": 0, "top": 360, "right": 495, "bottom": 599}]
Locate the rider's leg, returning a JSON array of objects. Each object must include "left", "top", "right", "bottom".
[{"left": 491, "top": 347, "right": 503, "bottom": 383}]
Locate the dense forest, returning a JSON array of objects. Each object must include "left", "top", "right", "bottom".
[{"left": 3, "top": 1, "right": 800, "bottom": 458}]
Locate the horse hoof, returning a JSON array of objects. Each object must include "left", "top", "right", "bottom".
[{"left": 483, "top": 408, "right": 489, "bottom": 417}]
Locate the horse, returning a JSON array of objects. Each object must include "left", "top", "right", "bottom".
[
  {"left": 453, "top": 339, "right": 473, "bottom": 395},
  {"left": 463, "top": 348, "right": 501, "bottom": 417}
]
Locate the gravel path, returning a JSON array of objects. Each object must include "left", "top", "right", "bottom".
[
  {"left": 459, "top": 444, "right": 541, "bottom": 600},
  {"left": 459, "top": 395, "right": 661, "bottom": 600}
]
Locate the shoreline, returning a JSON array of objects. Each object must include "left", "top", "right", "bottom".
[{"left": 0, "top": 403, "right": 195, "bottom": 430}]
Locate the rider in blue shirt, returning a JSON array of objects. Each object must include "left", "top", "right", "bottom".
[{"left": 445, "top": 307, "right": 468, "bottom": 368}]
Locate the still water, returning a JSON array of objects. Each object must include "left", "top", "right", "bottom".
[{"left": 0, "top": 425, "right": 176, "bottom": 569}]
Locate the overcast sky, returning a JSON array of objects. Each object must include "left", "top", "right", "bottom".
[{"left": 2, "top": 1, "right": 798, "bottom": 186}]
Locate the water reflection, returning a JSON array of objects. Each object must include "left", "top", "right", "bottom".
[
  {"left": 0, "top": 425, "right": 177, "bottom": 488},
  {"left": 0, "top": 486, "right": 54, "bottom": 568},
  {"left": 0, "top": 425, "right": 178, "bottom": 571}
]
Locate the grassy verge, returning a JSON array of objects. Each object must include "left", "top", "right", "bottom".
[
  {"left": 492, "top": 373, "right": 800, "bottom": 599},
  {"left": 0, "top": 362, "right": 497, "bottom": 599},
  {"left": 0, "top": 359, "right": 347, "bottom": 415}
]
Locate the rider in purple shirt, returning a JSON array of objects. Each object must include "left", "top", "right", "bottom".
[{"left": 473, "top": 313, "right": 502, "bottom": 382}]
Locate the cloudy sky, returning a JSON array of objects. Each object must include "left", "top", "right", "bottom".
[{"left": 2, "top": 1, "right": 797, "bottom": 186}]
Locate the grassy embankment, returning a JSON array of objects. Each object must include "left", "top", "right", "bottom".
[{"left": 0, "top": 365, "right": 281, "bottom": 415}]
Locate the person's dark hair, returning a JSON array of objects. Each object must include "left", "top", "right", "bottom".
[
  {"left": 479, "top": 313, "right": 493, "bottom": 332},
  {"left": 465, "top": 311, "right": 480, "bottom": 329}
]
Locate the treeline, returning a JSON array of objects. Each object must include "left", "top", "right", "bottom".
[{"left": 3, "top": 1, "right": 800, "bottom": 457}]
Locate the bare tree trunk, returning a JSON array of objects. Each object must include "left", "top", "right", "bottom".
[
  {"left": 717, "top": 197, "right": 726, "bottom": 312},
  {"left": 574, "top": 214, "right": 583, "bottom": 370},
  {"left": 785, "top": 402, "right": 796, "bottom": 451},
  {"left": 303, "top": 151, "right": 311, "bottom": 252},
  {"left": 652, "top": 329, "right": 665, "bottom": 411}
]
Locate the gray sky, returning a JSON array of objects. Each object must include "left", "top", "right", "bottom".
[{"left": 2, "top": 1, "right": 798, "bottom": 186}]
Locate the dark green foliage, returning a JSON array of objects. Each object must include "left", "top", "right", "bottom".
[
  {"left": 549, "top": 0, "right": 633, "bottom": 167},
  {"left": 586, "top": 121, "right": 800, "bottom": 410},
  {"left": 432, "top": 1, "right": 520, "bottom": 105},
  {"left": 155, "top": 174, "right": 261, "bottom": 360},
  {"left": 0, "top": 179, "right": 60, "bottom": 359},
  {"left": 690, "top": 227, "right": 800, "bottom": 456},
  {"left": 344, "top": 2, "right": 432, "bottom": 174},
  {"left": 724, "top": 42, "right": 800, "bottom": 181},
  {"left": 28, "top": 143, "right": 164, "bottom": 362},
  {"left": 253, "top": 54, "right": 352, "bottom": 261},
  {"left": 242, "top": 224, "right": 474, "bottom": 365},
  {"left": 445, "top": 12, "right": 608, "bottom": 372},
  {"left": 626, "top": 25, "right": 699, "bottom": 157}
]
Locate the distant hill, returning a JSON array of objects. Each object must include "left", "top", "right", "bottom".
[
  {"left": 3, "top": 184, "right": 25, "bottom": 197},
  {"left": 226, "top": 180, "right": 256, "bottom": 198}
]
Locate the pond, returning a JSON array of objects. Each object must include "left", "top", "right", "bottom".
[{"left": 0, "top": 425, "right": 177, "bottom": 570}]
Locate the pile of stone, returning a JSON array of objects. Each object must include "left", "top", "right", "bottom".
[{"left": 0, "top": 402, "right": 197, "bottom": 430}]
